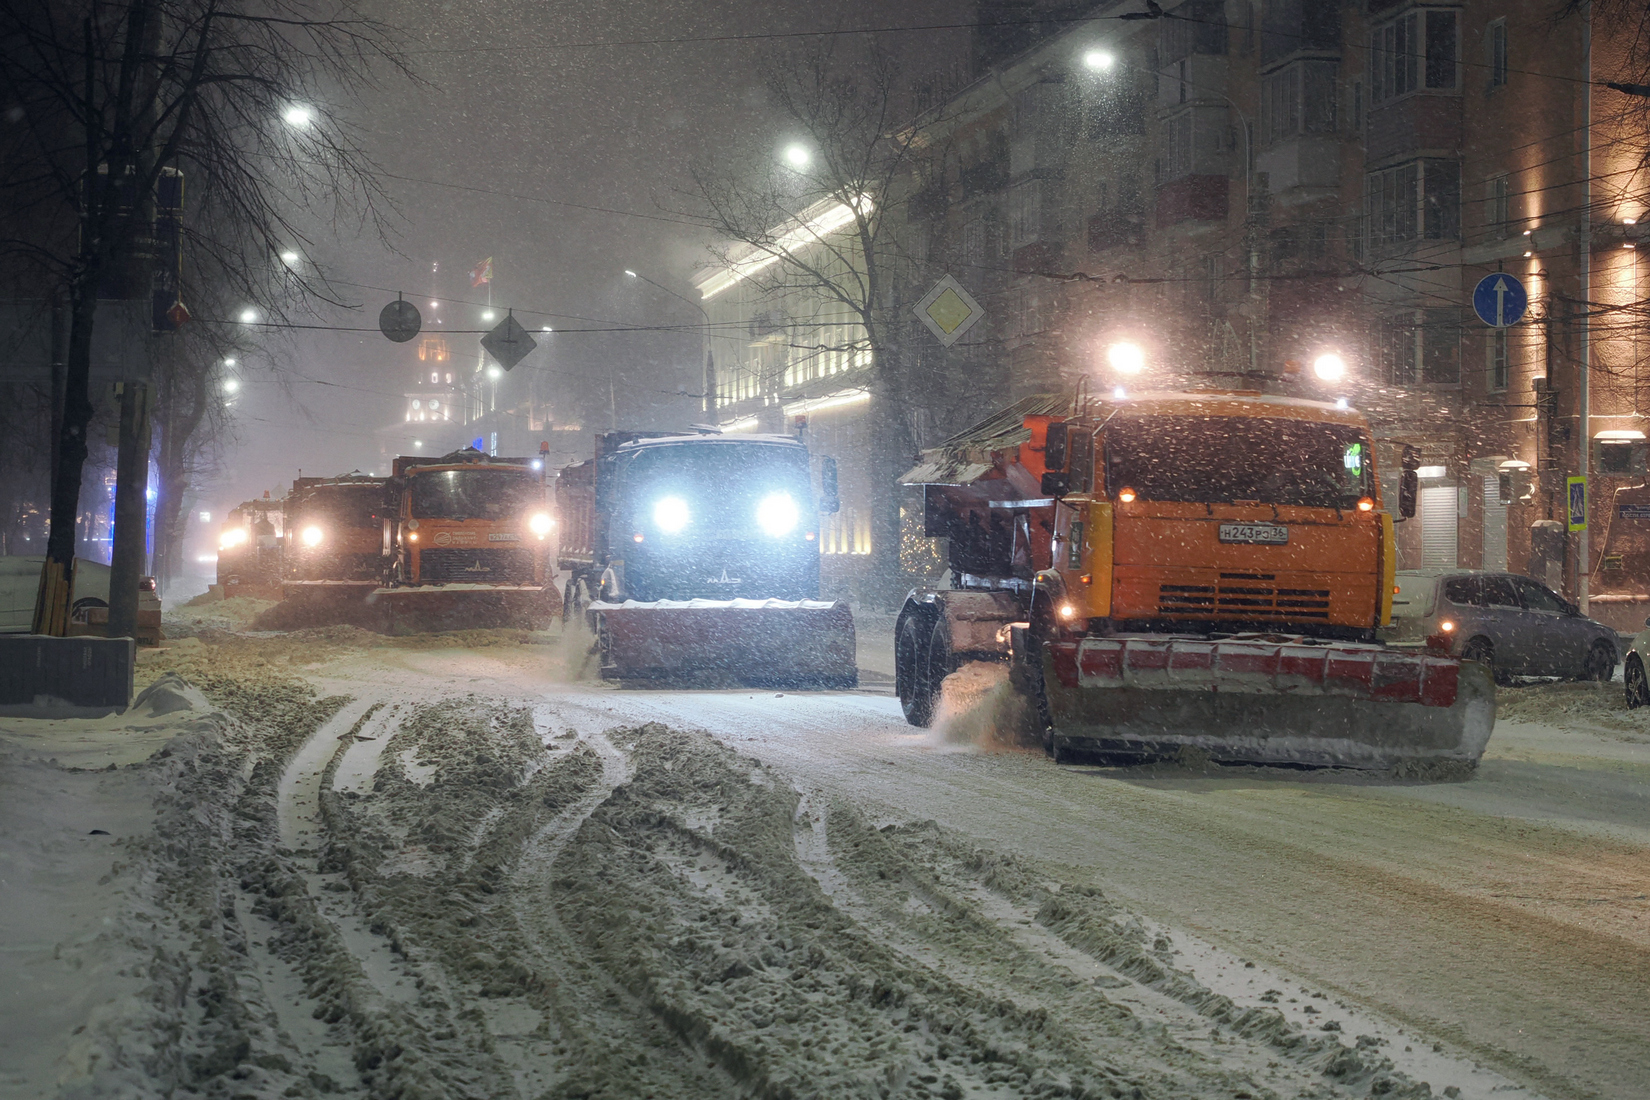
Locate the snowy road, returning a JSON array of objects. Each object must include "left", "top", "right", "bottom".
[
  {"left": 7, "top": 625, "right": 1647, "bottom": 1099},
  {"left": 298, "top": 636, "right": 1647, "bottom": 1100}
]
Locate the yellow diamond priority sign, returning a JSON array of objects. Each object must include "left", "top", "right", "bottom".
[{"left": 914, "top": 274, "right": 984, "bottom": 347}]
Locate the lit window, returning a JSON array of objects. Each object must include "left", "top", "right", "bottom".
[
  {"left": 412, "top": 399, "right": 421, "bottom": 409},
  {"left": 431, "top": 371, "right": 438, "bottom": 383}
]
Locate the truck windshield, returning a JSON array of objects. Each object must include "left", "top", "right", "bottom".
[
  {"left": 409, "top": 468, "right": 537, "bottom": 520},
  {"left": 618, "top": 443, "right": 812, "bottom": 526},
  {"left": 1103, "top": 415, "right": 1374, "bottom": 508},
  {"left": 298, "top": 487, "right": 382, "bottom": 528}
]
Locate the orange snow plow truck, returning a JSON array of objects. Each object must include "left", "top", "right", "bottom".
[
  {"left": 374, "top": 448, "right": 560, "bottom": 630},
  {"left": 896, "top": 391, "right": 1495, "bottom": 772}
]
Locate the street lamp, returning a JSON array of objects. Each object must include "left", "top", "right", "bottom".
[
  {"left": 239, "top": 307, "right": 258, "bottom": 324},
  {"left": 481, "top": 309, "right": 496, "bottom": 321},
  {"left": 282, "top": 105, "right": 314, "bottom": 128},
  {"left": 783, "top": 143, "right": 810, "bottom": 169},
  {"left": 223, "top": 378, "right": 239, "bottom": 394},
  {"left": 1107, "top": 342, "right": 1145, "bottom": 375},
  {"left": 1082, "top": 48, "right": 1115, "bottom": 71}
]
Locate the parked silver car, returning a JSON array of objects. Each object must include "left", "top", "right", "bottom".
[{"left": 1384, "top": 569, "right": 1618, "bottom": 682}]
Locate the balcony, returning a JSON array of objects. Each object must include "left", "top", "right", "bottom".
[
  {"left": 1366, "top": 95, "right": 1462, "bottom": 164},
  {"left": 1156, "top": 175, "right": 1229, "bottom": 228}
]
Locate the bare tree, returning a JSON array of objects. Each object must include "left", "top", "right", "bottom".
[
  {"left": 0, "top": 0, "right": 407, "bottom": 629},
  {"left": 689, "top": 41, "right": 940, "bottom": 600}
]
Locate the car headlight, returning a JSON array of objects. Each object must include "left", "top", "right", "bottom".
[
  {"left": 653, "top": 496, "right": 690, "bottom": 533},
  {"left": 218, "top": 528, "right": 248, "bottom": 551},
  {"left": 300, "top": 525, "right": 324, "bottom": 548},
  {"left": 756, "top": 492, "right": 798, "bottom": 537},
  {"left": 528, "top": 512, "right": 554, "bottom": 537}
]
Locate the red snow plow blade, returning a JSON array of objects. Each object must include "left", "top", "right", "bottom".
[
  {"left": 1033, "top": 633, "right": 1494, "bottom": 772},
  {"left": 589, "top": 598, "right": 857, "bottom": 688},
  {"left": 368, "top": 584, "right": 561, "bottom": 633}
]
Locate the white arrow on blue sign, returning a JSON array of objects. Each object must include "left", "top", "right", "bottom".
[{"left": 1472, "top": 272, "right": 1528, "bottom": 328}]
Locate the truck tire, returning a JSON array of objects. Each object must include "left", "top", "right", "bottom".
[
  {"left": 562, "top": 576, "right": 592, "bottom": 623},
  {"left": 896, "top": 609, "right": 937, "bottom": 727}
]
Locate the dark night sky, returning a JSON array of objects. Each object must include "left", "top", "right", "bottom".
[{"left": 220, "top": 0, "right": 970, "bottom": 505}]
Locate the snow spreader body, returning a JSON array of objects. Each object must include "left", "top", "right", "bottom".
[
  {"left": 374, "top": 449, "right": 560, "bottom": 630},
  {"left": 896, "top": 392, "right": 1494, "bottom": 772},
  {"left": 557, "top": 431, "right": 855, "bottom": 687},
  {"left": 281, "top": 474, "right": 391, "bottom": 606}
]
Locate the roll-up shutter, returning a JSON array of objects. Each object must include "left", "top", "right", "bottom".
[{"left": 1420, "top": 484, "right": 1458, "bottom": 567}]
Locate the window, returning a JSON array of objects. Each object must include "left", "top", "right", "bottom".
[
  {"left": 1422, "top": 158, "right": 1460, "bottom": 239},
  {"left": 1161, "top": 111, "right": 1195, "bottom": 178},
  {"left": 1486, "top": 174, "right": 1510, "bottom": 237},
  {"left": 1482, "top": 576, "right": 1520, "bottom": 608},
  {"left": 1378, "top": 313, "right": 1418, "bottom": 384},
  {"left": 1513, "top": 576, "right": 1568, "bottom": 613},
  {"left": 1366, "top": 159, "right": 1458, "bottom": 249},
  {"left": 1486, "top": 18, "right": 1507, "bottom": 88},
  {"left": 1371, "top": 8, "right": 1459, "bottom": 102},
  {"left": 1008, "top": 182, "right": 1041, "bottom": 247},
  {"left": 1260, "top": 61, "right": 1338, "bottom": 144},
  {"left": 1421, "top": 307, "right": 1460, "bottom": 384},
  {"left": 1488, "top": 327, "right": 1509, "bottom": 391}
]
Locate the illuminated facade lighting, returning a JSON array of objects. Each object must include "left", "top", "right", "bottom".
[{"left": 696, "top": 194, "right": 874, "bottom": 300}]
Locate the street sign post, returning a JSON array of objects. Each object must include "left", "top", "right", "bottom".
[
  {"left": 379, "top": 297, "right": 422, "bottom": 343},
  {"left": 914, "top": 275, "right": 985, "bottom": 347},
  {"left": 481, "top": 311, "right": 536, "bottom": 371},
  {"left": 1567, "top": 476, "right": 1588, "bottom": 532},
  {"left": 1472, "top": 273, "right": 1528, "bottom": 328}
]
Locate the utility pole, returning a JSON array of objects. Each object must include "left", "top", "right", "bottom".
[
  {"left": 1578, "top": 0, "right": 1593, "bottom": 612},
  {"left": 107, "top": 379, "right": 153, "bottom": 638}
]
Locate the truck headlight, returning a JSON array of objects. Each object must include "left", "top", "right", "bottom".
[
  {"left": 653, "top": 496, "right": 690, "bottom": 533},
  {"left": 301, "top": 525, "right": 324, "bottom": 548},
  {"left": 528, "top": 512, "right": 554, "bottom": 537},
  {"left": 218, "top": 528, "right": 248, "bottom": 551},
  {"left": 756, "top": 492, "right": 798, "bottom": 536}
]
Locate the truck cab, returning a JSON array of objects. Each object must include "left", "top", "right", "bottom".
[
  {"left": 389, "top": 449, "right": 555, "bottom": 589},
  {"left": 559, "top": 432, "right": 839, "bottom": 604},
  {"left": 283, "top": 474, "right": 390, "bottom": 595}
]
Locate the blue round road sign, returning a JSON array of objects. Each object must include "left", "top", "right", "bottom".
[{"left": 1472, "top": 273, "right": 1527, "bottom": 328}]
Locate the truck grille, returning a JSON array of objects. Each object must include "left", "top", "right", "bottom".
[
  {"left": 1158, "top": 573, "right": 1330, "bottom": 619},
  {"left": 419, "top": 548, "right": 535, "bottom": 584}
]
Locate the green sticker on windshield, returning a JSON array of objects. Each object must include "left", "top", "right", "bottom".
[
  {"left": 1068, "top": 521, "right": 1084, "bottom": 569},
  {"left": 1344, "top": 443, "right": 1363, "bottom": 471}
]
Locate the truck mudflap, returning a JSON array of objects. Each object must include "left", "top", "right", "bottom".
[
  {"left": 588, "top": 598, "right": 856, "bottom": 688},
  {"left": 1037, "top": 634, "right": 1495, "bottom": 772},
  {"left": 366, "top": 583, "right": 561, "bottom": 631}
]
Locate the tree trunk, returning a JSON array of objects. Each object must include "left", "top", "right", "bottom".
[{"left": 33, "top": 281, "right": 101, "bottom": 635}]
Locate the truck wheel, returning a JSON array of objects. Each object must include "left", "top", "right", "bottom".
[
  {"left": 562, "top": 576, "right": 591, "bottom": 622},
  {"left": 896, "top": 611, "right": 936, "bottom": 727},
  {"left": 925, "top": 619, "right": 956, "bottom": 707},
  {"left": 1020, "top": 630, "right": 1061, "bottom": 761}
]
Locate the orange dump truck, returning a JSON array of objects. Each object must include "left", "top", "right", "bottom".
[
  {"left": 896, "top": 390, "right": 1494, "bottom": 772},
  {"left": 282, "top": 473, "right": 390, "bottom": 603},
  {"left": 374, "top": 447, "right": 560, "bottom": 629}
]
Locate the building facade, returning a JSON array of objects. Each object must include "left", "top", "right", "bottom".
[{"left": 696, "top": 0, "right": 1649, "bottom": 618}]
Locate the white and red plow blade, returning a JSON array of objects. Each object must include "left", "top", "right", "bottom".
[
  {"left": 590, "top": 598, "right": 856, "bottom": 687},
  {"left": 1041, "top": 634, "right": 1495, "bottom": 770}
]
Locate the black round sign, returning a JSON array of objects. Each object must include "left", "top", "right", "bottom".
[{"left": 378, "top": 298, "right": 422, "bottom": 343}]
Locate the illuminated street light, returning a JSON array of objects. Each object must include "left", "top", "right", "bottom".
[
  {"left": 1313, "top": 352, "right": 1347, "bottom": 382},
  {"left": 282, "top": 105, "right": 314, "bottom": 128},
  {"left": 1083, "top": 48, "right": 1115, "bottom": 71},
  {"left": 482, "top": 309, "right": 496, "bottom": 321},
  {"left": 223, "top": 378, "right": 240, "bottom": 394},
  {"left": 487, "top": 365, "right": 503, "bottom": 380},
  {"left": 783, "top": 144, "right": 810, "bottom": 169},
  {"left": 279, "top": 250, "right": 298, "bottom": 264},
  {"left": 1106, "top": 342, "right": 1145, "bottom": 374},
  {"left": 223, "top": 357, "right": 236, "bottom": 367},
  {"left": 239, "top": 307, "right": 258, "bottom": 324},
  {"left": 624, "top": 269, "right": 638, "bottom": 277}
]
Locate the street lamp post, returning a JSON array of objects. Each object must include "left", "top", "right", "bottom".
[{"left": 624, "top": 269, "right": 714, "bottom": 417}]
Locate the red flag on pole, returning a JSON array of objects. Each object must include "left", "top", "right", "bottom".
[{"left": 469, "top": 257, "right": 493, "bottom": 287}]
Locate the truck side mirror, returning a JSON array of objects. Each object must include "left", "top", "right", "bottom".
[
  {"left": 1399, "top": 445, "right": 1420, "bottom": 520},
  {"left": 820, "top": 457, "right": 840, "bottom": 514},
  {"left": 1040, "top": 471, "right": 1070, "bottom": 496},
  {"left": 1044, "top": 422, "right": 1069, "bottom": 472}
]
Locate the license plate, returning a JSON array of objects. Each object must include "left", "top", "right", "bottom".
[{"left": 1218, "top": 522, "right": 1288, "bottom": 545}]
